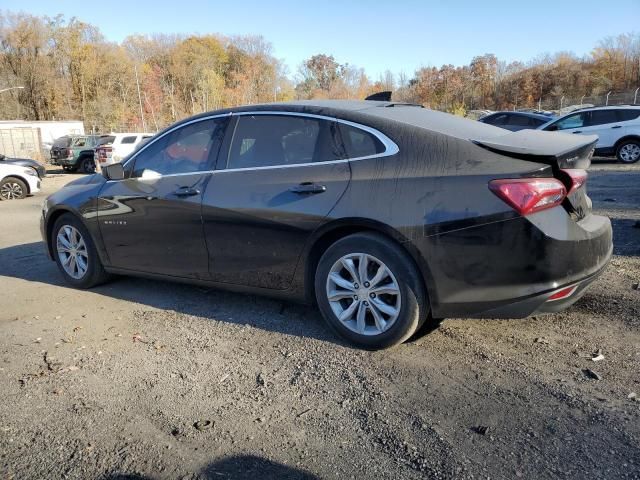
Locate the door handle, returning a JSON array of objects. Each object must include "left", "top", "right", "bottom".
[
  {"left": 172, "top": 186, "right": 200, "bottom": 197},
  {"left": 289, "top": 182, "right": 327, "bottom": 194},
  {"left": 572, "top": 131, "right": 582, "bottom": 134},
  {"left": 611, "top": 125, "right": 622, "bottom": 129}
]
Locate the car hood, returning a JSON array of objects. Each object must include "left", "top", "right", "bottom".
[{"left": 64, "top": 173, "right": 105, "bottom": 188}]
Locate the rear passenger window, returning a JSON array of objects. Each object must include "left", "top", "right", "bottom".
[
  {"left": 617, "top": 110, "right": 640, "bottom": 121},
  {"left": 587, "top": 110, "right": 618, "bottom": 126},
  {"left": 227, "top": 115, "right": 343, "bottom": 169},
  {"left": 484, "top": 114, "right": 508, "bottom": 126},
  {"left": 509, "top": 115, "right": 532, "bottom": 127},
  {"left": 121, "top": 136, "right": 137, "bottom": 144},
  {"left": 338, "top": 124, "right": 385, "bottom": 159}
]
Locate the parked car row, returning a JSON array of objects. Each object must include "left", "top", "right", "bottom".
[
  {"left": 477, "top": 105, "right": 640, "bottom": 163},
  {"left": 50, "top": 132, "right": 153, "bottom": 173}
]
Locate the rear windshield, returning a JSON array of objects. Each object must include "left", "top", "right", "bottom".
[
  {"left": 53, "top": 137, "right": 72, "bottom": 147},
  {"left": 97, "top": 136, "right": 115, "bottom": 146}
]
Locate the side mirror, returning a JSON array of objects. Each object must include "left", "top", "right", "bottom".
[
  {"left": 546, "top": 125, "right": 559, "bottom": 132},
  {"left": 102, "top": 163, "right": 125, "bottom": 180}
]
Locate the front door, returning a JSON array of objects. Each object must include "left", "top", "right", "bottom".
[
  {"left": 97, "top": 117, "right": 228, "bottom": 278},
  {"left": 202, "top": 113, "right": 351, "bottom": 290}
]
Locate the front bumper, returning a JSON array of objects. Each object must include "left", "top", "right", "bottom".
[{"left": 420, "top": 208, "right": 613, "bottom": 319}]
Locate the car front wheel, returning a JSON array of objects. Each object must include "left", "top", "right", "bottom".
[
  {"left": 616, "top": 139, "right": 640, "bottom": 163},
  {"left": 0, "top": 177, "right": 27, "bottom": 200},
  {"left": 315, "top": 232, "right": 429, "bottom": 349},
  {"left": 52, "top": 213, "right": 110, "bottom": 288}
]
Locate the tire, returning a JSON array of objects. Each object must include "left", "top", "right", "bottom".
[
  {"left": 314, "top": 232, "right": 429, "bottom": 349},
  {"left": 616, "top": 139, "right": 640, "bottom": 164},
  {"left": 79, "top": 156, "right": 96, "bottom": 174},
  {"left": 52, "top": 213, "right": 111, "bottom": 288},
  {"left": 0, "top": 177, "right": 28, "bottom": 200}
]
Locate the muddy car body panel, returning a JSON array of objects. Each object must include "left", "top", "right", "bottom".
[{"left": 42, "top": 100, "right": 612, "bottom": 321}]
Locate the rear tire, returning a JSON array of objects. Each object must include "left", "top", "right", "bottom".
[
  {"left": 314, "top": 232, "right": 429, "bottom": 349},
  {"left": 0, "top": 177, "right": 28, "bottom": 200},
  {"left": 616, "top": 139, "right": 640, "bottom": 163},
  {"left": 79, "top": 156, "right": 96, "bottom": 174},
  {"left": 52, "top": 213, "right": 111, "bottom": 288}
]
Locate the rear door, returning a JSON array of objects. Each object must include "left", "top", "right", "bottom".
[
  {"left": 583, "top": 110, "right": 620, "bottom": 148},
  {"left": 202, "top": 113, "right": 351, "bottom": 290},
  {"left": 98, "top": 117, "right": 228, "bottom": 278}
]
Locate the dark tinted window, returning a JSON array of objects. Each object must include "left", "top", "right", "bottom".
[
  {"left": 339, "top": 124, "right": 385, "bottom": 158},
  {"left": 530, "top": 117, "right": 548, "bottom": 127},
  {"left": 227, "top": 115, "right": 342, "bottom": 169},
  {"left": 97, "top": 136, "right": 115, "bottom": 146},
  {"left": 121, "top": 136, "right": 137, "bottom": 144},
  {"left": 53, "top": 137, "right": 72, "bottom": 147},
  {"left": 617, "top": 109, "right": 640, "bottom": 121},
  {"left": 587, "top": 110, "right": 618, "bottom": 126},
  {"left": 508, "top": 115, "right": 532, "bottom": 127},
  {"left": 483, "top": 113, "right": 508, "bottom": 126},
  {"left": 132, "top": 118, "right": 227, "bottom": 177}
]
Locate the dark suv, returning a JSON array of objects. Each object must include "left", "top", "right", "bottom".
[{"left": 41, "top": 101, "right": 612, "bottom": 349}]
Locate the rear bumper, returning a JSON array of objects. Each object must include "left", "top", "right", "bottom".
[{"left": 420, "top": 208, "right": 613, "bottom": 319}]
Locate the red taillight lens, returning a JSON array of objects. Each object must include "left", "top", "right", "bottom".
[
  {"left": 547, "top": 285, "right": 578, "bottom": 301},
  {"left": 562, "top": 169, "right": 588, "bottom": 194},
  {"left": 489, "top": 178, "right": 567, "bottom": 215}
]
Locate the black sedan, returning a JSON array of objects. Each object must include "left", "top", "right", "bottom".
[
  {"left": 41, "top": 100, "right": 612, "bottom": 349},
  {"left": 0, "top": 153, "right": 46, "bottom": 178},
  {"left": 479, "top": 111, "right": 555, "bottom": 131}
]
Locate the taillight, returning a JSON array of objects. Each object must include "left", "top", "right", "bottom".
[
  {"left": 489, "top": 178, "right": 567, "bottom": 215},
  {"left": 561, "top": 169, "right": 588, "bottom": 194}
]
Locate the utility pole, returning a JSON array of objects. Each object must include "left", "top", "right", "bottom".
[
  {"left": 605, "top": 91, "right": 612, "bottom": 106},
  {"left": 634, "top": 87, "right": 639, "bottom": 105},
  {"left": 580, "top": 94, "right": 586, "bottom": 106},
  {"left": 134, "top": 64, "right": 147, "bottom": 132}
]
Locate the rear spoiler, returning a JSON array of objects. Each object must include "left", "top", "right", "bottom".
[{"left": 473, "top": 130, "right": 597, "bottom": 169}]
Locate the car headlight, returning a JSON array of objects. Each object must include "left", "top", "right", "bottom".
[{"left": 24, "top": 168, "right": 37, "bottom": 176}]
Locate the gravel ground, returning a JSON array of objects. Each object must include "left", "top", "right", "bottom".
[{"left": 0, "top": 160, "right": 639, "bottom": 480}]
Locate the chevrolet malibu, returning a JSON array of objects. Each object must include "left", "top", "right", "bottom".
[{"left": 41, "top": 100, "right": 612, "bottom": 349}]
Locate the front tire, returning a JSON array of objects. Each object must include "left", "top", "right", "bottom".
[
  {"left": 314, "top": 232, "right": 429, "bottom": 349},
  {"left": 52, "top": 213, "right": 110, "bottom": 288},
  {"left": 616, "top": 139, "right": 640, "bottom": 163},
  {"left": 0, "top": 177, "right": 28, "bottom": 200}
]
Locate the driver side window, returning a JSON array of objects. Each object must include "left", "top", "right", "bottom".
[
  {"left": 131, "top": 118, "right": 228, "bottom": 178},
  {"left": 553, "top": 113, "right": 585, "bottom": 130}
]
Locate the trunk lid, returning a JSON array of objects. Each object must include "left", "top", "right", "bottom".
[{"left": 473, "top": 130, "right": 597, "bottom": 220}]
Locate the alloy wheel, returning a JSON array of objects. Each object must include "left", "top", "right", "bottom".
[
  {"left": 56, "top": 225, "right": 89, "bottom": 279},
  {"left": 325, "top": 253, "right": 401, "bottom": 336},
  {"left": 0, "top": 182, "right": 24, "bottom": 200},
  {"left": 619, "top": 143, "right": 640, "bottom": 163}
]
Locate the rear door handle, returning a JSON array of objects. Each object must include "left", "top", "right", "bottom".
[
  {"left": 611, "top": 125, "right": 622, "bottom": 129},
  {"left": 172, "top": 186, "right": 200, "bottom": 197},
  {"left": 289, "top": 182, "right": 327, "bottom": 194},
  {"left": 572, "top": 131, "right": 582, "bottom": 134}
]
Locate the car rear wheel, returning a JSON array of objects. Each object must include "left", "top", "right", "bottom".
[
  {"left": 52, "top": 213, "right": 110, "bottom": 288},
  {"left": 616, "top": 140, "right": 640, "bottom": 163},
  {"left": 79, "top": 156, "right": 96, "bottom": 174},
  {"left": 0, "top": 177, "right": 27, "bottom": 200},
  {"left": 315, "top": 232, "right": 428, "bottom": 349}
]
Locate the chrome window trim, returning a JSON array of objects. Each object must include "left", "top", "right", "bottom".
[
  {"left": 108, "top": 110, "right": 398, "bottom": 181},
  {"left": 227, "top": 111, "right": 399, "bottom": 169},
  {"left": 114, "top": 113, "right": 232, "bottom": 177}
]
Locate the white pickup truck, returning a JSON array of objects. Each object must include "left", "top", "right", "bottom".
[{"left": 95, "top": 133, "right": 154, "bottom": 167}]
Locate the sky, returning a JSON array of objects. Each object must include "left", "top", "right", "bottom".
[{"left": 3, "top": 0, "right": 640, "bottom": 79}]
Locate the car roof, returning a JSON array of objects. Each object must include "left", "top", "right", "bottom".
[{"left": 183, "top": 100, "right": 507, "bottom": 142}]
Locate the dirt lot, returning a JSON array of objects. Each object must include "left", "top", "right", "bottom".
[{"left": 1, "top": 160, "right": 639, "bottom": 480}]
